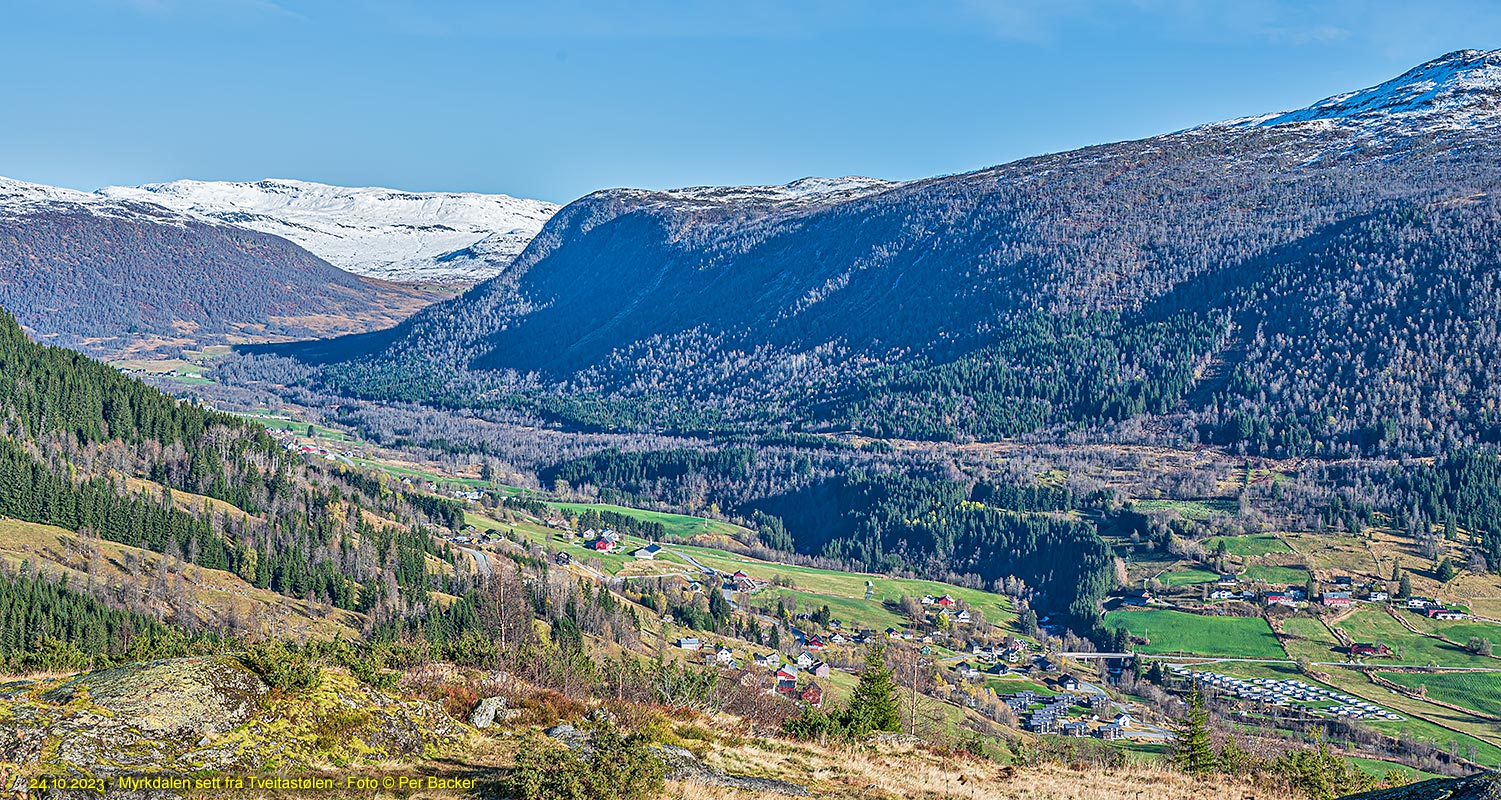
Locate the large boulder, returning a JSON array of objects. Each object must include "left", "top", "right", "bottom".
[
  {"left": 470, "top": 696, "right": 510, "bottom": 728},
  {"left": 0, "top": 655, "right": 465, "bottom": 778}
]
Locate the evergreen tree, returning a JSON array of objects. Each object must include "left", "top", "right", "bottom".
[
  {"left": 1398, "top": 572, "right": 1413, "bottom": 599},
  {"left": 1170, "top": 686, "right": 1216, "bottom": 775},
  {"left": 847, "top": 644, "right": 902, "bottom": 734},
  {"left": 1437, "top": 557, "right": 1457, "bottom": 583}
]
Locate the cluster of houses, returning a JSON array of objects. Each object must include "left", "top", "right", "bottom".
[
  {"left": 1004, "top": 686, "right": 1128, "bottom": 739},
  {"left": 269, "top": 429, "right": 355, "bottom": 464},
  {"left": 674, "top": 637, "right": 830, "bottom": 706},
  {"left": 1404, "top": 596, "right": 1465, "bottom": 620},
  {"left": 1131, "top": 572, "right": 1468, "bottom": 617},
  {"left": 920, "top": 593, "right": 976, "bottom": 625},
  {"left": 1170, "top": 667, "right": 1402, "bottom": 721}
]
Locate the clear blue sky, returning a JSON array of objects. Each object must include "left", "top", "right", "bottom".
[{"left": 4, "top": 1, "right": 1499, "bottom": 204}]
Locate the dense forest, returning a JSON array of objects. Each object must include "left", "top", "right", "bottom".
[
  {"left": 0, "top": 309, "right": 463, "bottom": 631},
  {"left": 749, "top": 471, "right": 1116, "bottom": 631}
]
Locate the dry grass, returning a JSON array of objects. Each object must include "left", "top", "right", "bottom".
[{"left": 663, "top": 737, "right": 1283, "bottom": 800}]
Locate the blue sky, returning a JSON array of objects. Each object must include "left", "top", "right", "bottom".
[{"left": 4, "top": 0, "right": 1500, "bottom": 203}]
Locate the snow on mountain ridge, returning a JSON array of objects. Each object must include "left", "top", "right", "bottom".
[
  {"left": 611, "top": 176, "right": 899, "bottom": 209},
  {"left": 0, "top": 175, "right": 196, "bottom": 225},
  {"left": 1216, "top": 48, "right": 1501, "bottom": 134},
  {"left": 98, "top": 178, "right": 560, "bottom": 284}
]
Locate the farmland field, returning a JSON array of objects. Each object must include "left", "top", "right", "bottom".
[
  {"left": 1280, "top": 616, "right": 1344, "bottom": 662},
  {"left": 1411, "top": 619, "right": 1501, "bottom": 652},
  {"left": 1103, "top": 609, "right": 1285, "bottom": 659},
  {"left": 1206, "top": 534, "right": 1291, "bottom": 557},
  {"left": 1378, "top": 671, "right": 1501, "bottom": 717},
  {"left": 1131, "top": 498, "right": 1236, "bottom": 520},
  {"left": 1158, "top": 567, "right": 1220, "bottom": 586},
  {"left": 1336, "top": 609, "right": 1496, "bottom": 669},
  {"left": 1243, "top": 564, "right": 1310, "bottom": 585},
  {"left": 549, "top": 501, "right": 751, "bottom": 539}
]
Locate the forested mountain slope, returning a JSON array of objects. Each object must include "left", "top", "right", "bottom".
[
  {"left": 291, "top": 50, "right": 1501, "bottom": 458},
  {"left": 0, "top": 177, "right": 433, "bottom": 354},
  {"left": 0, "top": 307, "right": 465, "bottom": 641}
]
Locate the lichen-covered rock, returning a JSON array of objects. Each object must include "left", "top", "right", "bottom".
[
  {"left": 42, "top": 656, "right": 267, "bottom": 738},
  {"left": 1338, "top": 772, "right": 1501, "bottom": 800},
  {"left": 470, "top": 696, "right": 508, "bottom": 728},
  {"left": 0, "top": 655, "right": 466, "bottom": 780}
]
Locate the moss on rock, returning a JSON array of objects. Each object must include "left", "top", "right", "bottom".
[{"left": 0, "top": 656, "right": 466, "bottom": 779}]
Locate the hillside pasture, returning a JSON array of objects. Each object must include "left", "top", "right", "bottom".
[
  {"left": 1104, "top": 609, "right": 1285, "bottom": 659},
  {"left": 1377, "top": 671, "right": 1501, "bottom": 717},
  {"left": 1206, "top": 534, "right": 1291, "bottom": 557}
]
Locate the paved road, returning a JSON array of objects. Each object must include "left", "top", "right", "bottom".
[
  {"left": 459, "top": 546, "right": 494, "bottom": 577},
  {"left": 674, "top": 550, "right": 714, "bottom": 576}
]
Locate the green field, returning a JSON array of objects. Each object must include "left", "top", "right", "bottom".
[
  {"left": 1243, "top": 564, "right": 1310, "bottom": 585},
  {"left": 1104, "top": 609, "right": 1285, "bottom": 658},
  {"left": 1206, "top": 534, "right": 1292, "bottom": 557},
  {"left": 1158, "top": 567, "right": 1220, "bottom": 586},
  {"left": 1378, "top": 671, "right": 1501, "bottom": 717},
  {"left": 1336, "top": 609, "right": 1495, "bottom": 669},
  {"left": 1412, "top": 619, "right": 1501, "bottom": 652},
  {"left": 1281, "top": 616, "right": 1345, "bottom": 662},
  {"left": 549, "top": 501, "right": 751, "bottom": 540},
  {"left": 1311, "top": 666, "right": 1501, "bottom": 764},
  {"left": 1345, "top": 757, "right": 1439, "bottom": 782},
  {"left": 1131, "top": 498, "right": 1236, "bottom": 521},
  {"left": 672, "top": 543, "right": 1015, "bottom": 628}
]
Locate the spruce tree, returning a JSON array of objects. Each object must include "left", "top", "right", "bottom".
[
  {"left": 847, "top": 644, "right": 902, "bottom": 734},
  {"left": 1171, "top": 686, "right": 1216, "bottom": 775}
]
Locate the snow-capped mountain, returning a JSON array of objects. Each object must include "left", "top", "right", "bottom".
[
  {"left": 1212, "top": 49, "right": 1501, "bottom": 140},
  {"left": 0, "top": 175, "right": 433, "bottom": 352},
  {"left": 98, "top": 179, "right": 560, "bottom": 285},
  {"left": 0, "top": 175, "right": 195, "bottom": 224}
]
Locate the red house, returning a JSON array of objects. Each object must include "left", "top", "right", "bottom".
[
  {"left": 806, "top": 635, "right": 826, "bottom": 651},
  {"left": 935, "top": 595, "right": 957, "bottom": 608},
  {"left": 800, "top": 682, "right": 824, "bottom": 707},
  {"left": 1350, "top": 642, "right": 1391, "bottom": 658}
]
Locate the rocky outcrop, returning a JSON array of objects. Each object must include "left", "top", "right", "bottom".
[
  {"left": 0, "top": 656, "right": 465, "bottom": 778},
  {"left": 469, "top": 696, "right": 516, "bottom": 728},
  {"left": 1338, "top": 772, "right": 1501, "bottom": 799},
  {"left": 544, "top": 723, "right": 809, "bottom": 796}
]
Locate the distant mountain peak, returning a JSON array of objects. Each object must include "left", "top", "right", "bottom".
[
  {"left": 1225, "top": 48, "right": 1501, "bottom": 134},
  {"left": 98, "top": 179, "right": 560, "bottom": 284}
]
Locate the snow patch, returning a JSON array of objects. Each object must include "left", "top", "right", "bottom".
[{"left": 99, "top": 178, "right": 560, "bottom": 284}]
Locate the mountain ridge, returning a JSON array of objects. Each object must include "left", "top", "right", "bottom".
[
  {"left": 0, "top": 174, "right": 435, "bottom": 354},
  {"left": 269, "top": 49, "right": 1501, "bottom": 460},
  {"left": 99, "top": 178, "right": 560, "bottom": 285}
]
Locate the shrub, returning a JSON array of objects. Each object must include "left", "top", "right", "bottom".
[
  {"left": 512, "top": 726, "right": 664, "bottom": 800},
  {"left": 432, "top": 684, "right": 481, "bottom": 722},
  {"left": 240, "top": 640, "right": 323, "bottom": 691}
]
